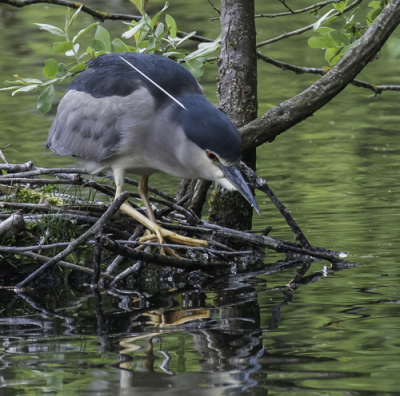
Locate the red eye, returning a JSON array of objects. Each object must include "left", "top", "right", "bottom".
[{"left": 207, "top": 151, "right": 218, "bottom": 161}]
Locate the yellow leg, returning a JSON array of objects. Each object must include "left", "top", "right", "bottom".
[{"left": 114, "top": 181, "right": 208, "bottom": 249}]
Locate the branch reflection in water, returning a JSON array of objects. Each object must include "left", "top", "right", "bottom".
[{"left": 0, "top": 255, "right": 360, "bottom": 394}]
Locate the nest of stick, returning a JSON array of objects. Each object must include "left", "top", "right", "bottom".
[{"left": 0, "top": 161, "right": 352, "bottom": 290}]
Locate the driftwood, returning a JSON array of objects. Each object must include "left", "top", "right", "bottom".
[{"left": 0, "top": 163, "right": 354, "bottom": 289}]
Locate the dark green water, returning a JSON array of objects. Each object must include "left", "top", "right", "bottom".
[{"left": 1, "top": 1, "right": 400, "bottom": 395}]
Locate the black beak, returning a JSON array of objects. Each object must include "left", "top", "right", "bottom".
[{"left": 217, "top": 163, "right": 260, "bottom": 215}]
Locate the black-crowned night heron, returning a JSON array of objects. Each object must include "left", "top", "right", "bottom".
[{"left": 47, "top": 52, "right": 259, "bottom": 250}]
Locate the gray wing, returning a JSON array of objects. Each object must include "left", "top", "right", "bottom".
[{"left": 46, "top": 85, "right": 155, "bottom": 162}]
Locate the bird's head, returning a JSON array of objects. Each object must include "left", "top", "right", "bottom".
[{"left": 172, "top": 94, "right": 260, "bottom": 214}]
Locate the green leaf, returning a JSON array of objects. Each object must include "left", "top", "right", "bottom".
[
  {"left": 66, "top": 43, "right": 80, "bottom": 57},
  {"left": 94, "top": 25, "right": 111, "bottom": 53},
  {"left": 350, "top": 35, "right": 358, "bottom": 44},
  {"left": 366, "top": 7, "right": 382, "bottom": 24},
  {"left": 316, "top": 27, "right": 334, "bottom": 36},
  {"left": 156, "top": 25, "right": 171, "bottom": 41},
  {"left": 329, "top": 30, "right": 350, "bottom": 45},
  {"left": 86, "top": 47, "right": 95, "bottom": 58},
  {"left": 137, "top": 29, "right": 149, "bottom": 44},
  {"left": 66, "top": 5, "right": 83, "bottom": 32},
  {"left": 112, "top": 38, "right": 133, "bottom": 53},
  {"left": 73, "top": 22, "right": 100, "bottom": 43},
  {"left": 68, "top": 62, "right": 87, "bottom": 73},
  {"left": 165, "top": 14, "right": 177, "bottom": 38},
  {"left": 341, "top": 44, "right": 353, "bottom": 56},
  {"left": 20, "top": 78, "right": 44, "bottom": 84},
  {"left": 154, "top": 22, "right": 164, "bottom": 38},
  {"left": 326, "top": 47, "right": 343, "bottom": 65},
  {"left": 0, "top": 86, "right": 21, "bottom": 92},
  {"left": 53, "top": 41, "right": 74, "bottom": 53},
  {"left": 3, "top": 77, "right": 44, "bottom": 86},
  {"left": 57, "top": 63, "right": 68, "bottom": 77},
  {"left": 163, "top": 50, "right": 187, "bottom": 59},
  {"left": 150, "top": 2, "right": 169, "bottom": 27},
  {"left": 122, "top": 20, "right": 146, "bottom": 39},
  {"left": 176, "top": 31, "right": 196, "bottom": 46},
  {"left": 325, "top": 47, "right": 339, "bottom": 62},
  {"left": 308, "top": 35, "right": 337, "bottom": 49},
  {"left": 11, "top": 85, "right": 40, "bottom": 95},
  {"left": 368, "top": 1, "right": 381, "bottom": 8},
  {"left": 186, "top": 37, "right": 221, "bottom": 59},
  {"left": 34, "top": 23, "right": 67, "bottom": 38},
  {"left": 182, "top": 59, "right": 204, "bottom": 78},
  {"left": 43, "top": 59, "right": 59, "bottom": 79},
  {"left": 333, "top": 0, "right": 347, "bottom": 12},
  {"left": 3, "top": 80, "right": 24, "bottom": 86},
  {"left": 130, "top": 0, "right": 148, "bottom": 15},
  {"left": 92, "top": 39, "right": 106, "bottom": 53},
  {"left": 37, "top": 85, "right": 55, "bottom": 114},
  {"left": 148, "top": 35, "right": 156, "bottom": 50}
]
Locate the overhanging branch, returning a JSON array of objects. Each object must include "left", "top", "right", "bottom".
[
  {"left": 240, "top": 0, "right": 400, "bottom": 151},
  {"left": 257, "top": 52, "right": 400, "bottom": 95}
]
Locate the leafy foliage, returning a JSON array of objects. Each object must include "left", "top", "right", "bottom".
[
  {"left": 0, "top": 0, "right": 220, "bottom": 113},
  {"left": 308, "top": 0, "right": 390, "bottom": 66}
]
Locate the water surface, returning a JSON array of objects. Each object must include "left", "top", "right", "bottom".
[{"left": 1, "top": 1, "right": 400, "bottom": 395}]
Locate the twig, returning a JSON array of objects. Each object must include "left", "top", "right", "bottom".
[
  {"left": 0, "top": 161, "right": 33, "bottom": 173},
  {"left": 0, "top": 166, "right": 84, "bottom": 178},
  {"left": 115, "top": 239, "right": 253, "bottom": 255},
  {"left": 256, "top": 52, "right": 400, "bottom": 95},
  {"left": 0, "top": 241, "right": 93, "bottom": 252},
  {"left": 15, "top": 192, "right": 130, "bottom": 288},
  {"left": 109, "top": 261, "right": 142, "bottom": 287},
  {"left": 92, "top": 242, "right": 102, "bottom": 285},
  {"left": 1, "top": 250, "right": 115, "bottom": 281},
  {"left": 0, "top": 145, "right": 11, "bottom": 164},
  {"left": 0, "top": 177, "right": 83, "bottom": 185},
  {"left": 256, "top": 0, "right": 363, "bottom": 48},
  {"left": 0, "top": 0, "right": 212, "bottom": 43},
  {"left": 255, "top": 0, "right": 339, "bottom": 18},
  {"left": 98, "top": 235, "right": 230, "bottom": 270},
  {"left": 0, "top": 0, "right": 142, "bottom": 22},
  {"left": 238, "top": 162, "right": 311, "bottom": 248},
  {"left": 105, "top": 225, "right": 144, "bottom": 275},
  {"left": 0, "top": 212, "right": 25, "bottom": 238},
  {"left": 207, "top": 0, "right": 220, "bottom": 15},
  {"left": 159, "top": 219, "right": 350, "bottom": 264},
  {"left": 279, "top": 0, "right": 294, "bottom": 13}
]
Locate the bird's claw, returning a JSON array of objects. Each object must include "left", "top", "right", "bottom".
[
  {"left": 120, "top": 201, "right": 207, "bottom": 257},
  {"left": 139, "top": 224, "right": 207, "bottom": 257}
]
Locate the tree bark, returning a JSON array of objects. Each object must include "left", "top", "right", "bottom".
[
  {"left": 240, "top": 0, "right": 400, "bottom": 150},
  {"left": 208, "top": 0, "right": 258, "bottom": 231}
]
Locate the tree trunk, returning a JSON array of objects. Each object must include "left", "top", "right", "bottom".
[{"left": 208, "top": 0, "right": 258, "bottom": 230}]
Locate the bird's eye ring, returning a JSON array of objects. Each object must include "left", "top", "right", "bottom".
[{"left": 207, "top": 151, "right": 218, "bottom": 161}]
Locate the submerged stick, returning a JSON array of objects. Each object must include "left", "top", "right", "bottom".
[
  {"left": 98, "top": 235, "right": 230, "bottom": 270},
  {"left": 2, "top": 250, "right": 115, "bottom": 281}
]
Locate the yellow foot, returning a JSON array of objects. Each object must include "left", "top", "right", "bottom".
[
  {"left": 119, "top": 202, "right": 208, "bottom": 255},
  {"left": 139, "top": 224, "right": 207, "bottom": 247}
]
